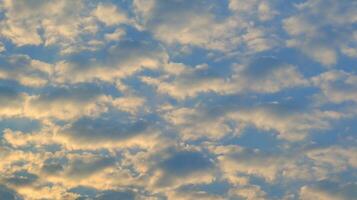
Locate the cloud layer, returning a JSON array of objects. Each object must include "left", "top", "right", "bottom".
[{"left": 0, "top": 0, "right": 356, "bottom": 199}]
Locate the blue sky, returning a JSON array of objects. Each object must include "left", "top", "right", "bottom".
[{"left": 0, "top": 0, "right": 356, "bottom": 199}]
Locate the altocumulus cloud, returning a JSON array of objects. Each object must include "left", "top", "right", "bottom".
[{"left": 0, "top": 0, "right": 356, "bottom": 199}]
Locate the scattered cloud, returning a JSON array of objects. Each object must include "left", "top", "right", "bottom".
[{"left": 0, "top": 0, "right": 356, "bottom": 199}]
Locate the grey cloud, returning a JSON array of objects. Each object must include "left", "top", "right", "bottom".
[
  {"left": 0, "top": 54, "right": 51, "bottom": 87},
  {"left": 55, "top": 39, "right": 167, "bottom": 83},
  {"left": 34, "top": 84, "right": 103, "bottom": 103},
  {"left": 25, "top": 83, "right": 110, "bottom": 120},
  {"left": 69, "top": 187, "right": 136, "bottom": 200},
  {"left": 65, "top": 155, "right": 115, "bottom": 179},
  {"left": 41, "top": 157, "right": 67, "bottom": 175},
  {"left": 160, "top": 151, "right": 213, "bottom": 176},
  {"left": 95, "top": 190, "right": 136, "bottom": 200},
  {"left": 0, "top": 85, "right": 22, "bottom": 106},
  {"left": 150, "top": 149, "right": 215, "bottom": 188},
  {"left": 62, "top": 114, "right": 152, "bottom": 143},
  {"left": 0, "top": 85, "right": 26, "bottom": 116},
  {"left": 5, "top": 171, "right": 38, "bottom": 187}
]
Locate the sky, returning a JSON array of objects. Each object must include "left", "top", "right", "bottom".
[{"left": 0, "top": 0, "right": 356, "bottom": 199}]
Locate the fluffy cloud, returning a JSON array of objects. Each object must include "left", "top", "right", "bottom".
[
  {"left": 306, "top": 147, "right": 357, "bottom": 171},
  {"left": 312, "top": 70, "right": 357, "bottom": 103},
  {"left": 54, "top": 40, "right": 168, "bottom": 84},
  {"left": 133, "top": 0, "right": 276, "bottom": 52},
  {"left": 0, "top": 0, "right": 356, "bottom": 199},
  {"left": 0, "top": 83, "right": 147, "bottom": 121},
  {"left": 24, "top": 84, "right": 109, "bottom": 120},
  {"left": 143, "top": 57, "right": 307, "bottom": 99},
  {"left": 0, "top": 0, "right": 95, "bottom": 47},
  {"left": 0, "top": 54, "right": 52, "bottom": 87},
  {"left": 93, "top": 3, "right": 129, "bottom": 26},
  {"left": 0, "top": 85, "right": 28, "bottom": 117},
  {"left": 217, "top": 146, "right": 288, "bottom": 182},
  {"left": 283, "top": 0, "right": 357, "bottom": 66},
  {"left": 228, "top": 185, "right": 267, "bottom": 200},
  {"left": 228, "top": 102, "right": 340, "bottom": 141},
  {"left": 300, "top": 180, "right": 357, "bottom": 200},
  {"left": 163, "top": 95, "right": 340, "bottom": 142}
]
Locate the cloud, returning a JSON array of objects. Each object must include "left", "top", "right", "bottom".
[
  {"left": 54, "top": 39, "right": 168, "bottom": 83},
  {"left": 300, "top": 180, "right": 357, "bottom": 200},
  {"left": 0, "top": 54, "right": 51, "bottom": 87},
  {"left": 24, "top": 84, "right": 109, "bottom": 120},
  {"left": 0, "top": 83, "right": 147, "bottom": 121},
  {"left": 228, "top": 185, "right": 267, "bottom": 200},
  {"left": 0, "top": 117, "right": 40, "bottom": 133},
  {"left": 228, "top": 102, "right": 339, "bottom": 141},
  {"left": 133, "top": 0, "right": 276, "bottom": 52},
  {"left": 95, "top": 190, "right": 136, "bottom": 200},
  {"left": 0, "top": 85, "right": 27, "bottom": 117},
  {"left": 143, "top": 57, "right": 307, "bottom": 99},
  {"left": 0, "top": 42, "right": 5, "bottom": 52},
  {"left": 149, "top": 149, "right": 215, "bottom": 189},
  {"left": 4, "top": 170, "right": 38, "bottom": 187},
  {"left": 93, "top": 3, "right": 129, "bottom": 26},
  {"left": 306, "top": 147, "right": 357, "bottom": 171},
  {"left": 64, "top": 154, "right": 115, "bottom": 180},
  {"left": 0, "top": 0, "right": 95, "bottom": 47},
  {"left": 163, "top": 94, "right": 339, "bottom": 141},
  {"left": 69, "top": 186, "right": 137, "bottom": 200},
  {"left": 312, "top": 70, "right": 357, "bottom": 103},
  {"left": 228, "top": 0, "right": 277, "bottom": 21},
  {"left": 160, "top": 151, "right": 213, "bottom": 176},
  {"left": 0, "top": 1, "right": 356, "bottom": 199},
  {"left": 217, "top": 146, "right": 287, "bottom": 182},
  {"left": 167, "top": 187, "right": 225, "bottom": 200},
  {"left": 59, "top": 112, "right": 160, "bottom": 149},
  {"left": 104, "top": 28, "right": 126, "bottom": 42},
  {"left": 283, "top": 0, "right": 357, "bottom": 66},
  {"left": 163, "top": 107, "right": 233, "bottom": 141}
]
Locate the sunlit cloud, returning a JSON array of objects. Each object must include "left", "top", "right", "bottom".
[{"left": 0, "top": 0, "right": 356, "bottom": 199}]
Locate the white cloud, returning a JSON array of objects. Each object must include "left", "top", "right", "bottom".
[
  {"left": 300, "top": 180, "right": 357, "bottom": 200},
  {"left": 0, "top": 0, "right": 93, "bottom": 47},
  {"left": 228, "top": 185, "right": 267, "bottom": 200},
  {"left": 93, "top": 3, "right": 128, "bottom": 26},
  {"left": 105, "top": 28, "right": 126, "bottom": 41},
  {"left": 217, "top": 146, "right": 288, "bottom": 182},
  {"left": 283, "top": 0, "right": 357, "bottom": 66},
  {"left": 229, "top": 0, "right": 277, "bottom": 21},
  {"left": 54, "top": 40, "right": 168, "bottom": 84},
  {"left": 0, "top": 1, "right": 355, "bottom": 199},
  {"left": 133, "top": 0, "right": 276, "bottom": 52},
  {"left": 312, "top": 70, "right": 357, "bottom": 103},
  {"left": 0, "top": 54, "right": 52, "bottom": 87},
  {"left": 143, "top": 57, "right": 307, "bottom": 99},
  {"left": 0, "top": 42, "right": 5, "bottom": 52}
]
